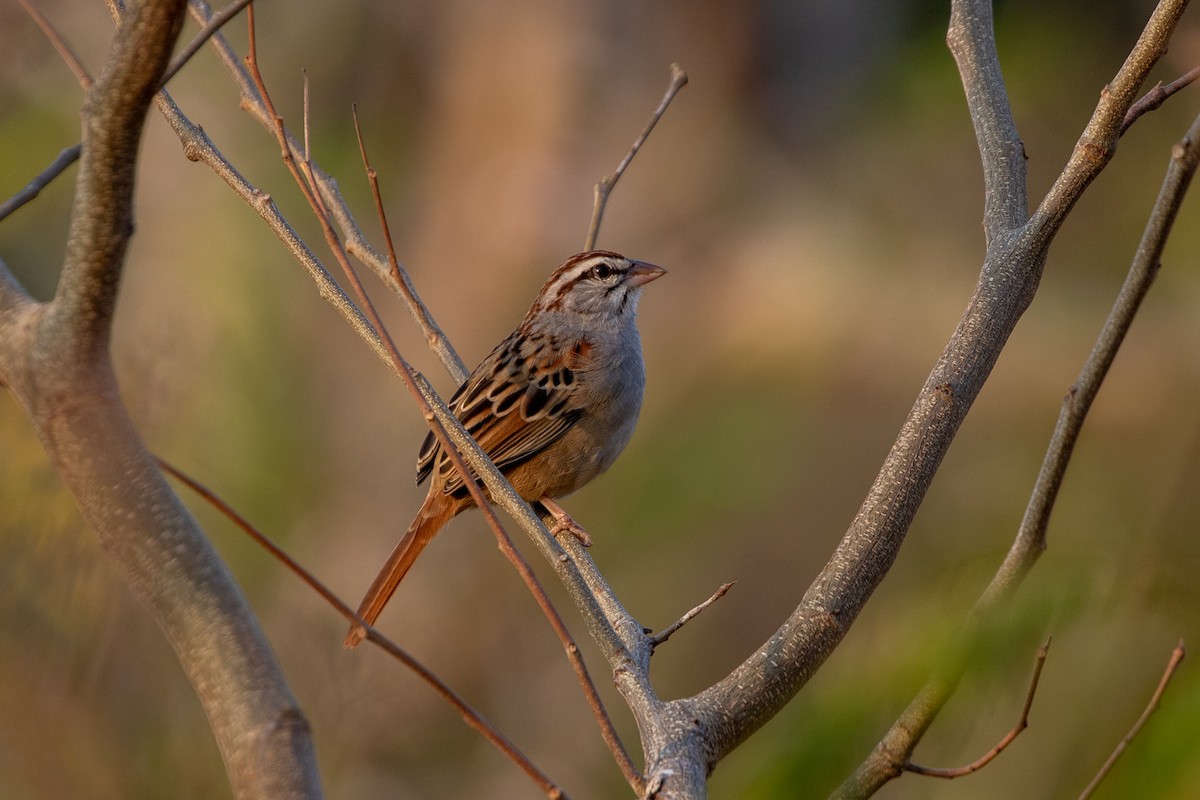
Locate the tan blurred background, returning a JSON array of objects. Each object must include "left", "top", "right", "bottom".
[{"left": 3, "top": 1, "right": 1200, "bottom": 798}]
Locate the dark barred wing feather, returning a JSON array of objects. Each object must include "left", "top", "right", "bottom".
[{"left": 415, "top": 332, "right": 589, "bottom": 497}]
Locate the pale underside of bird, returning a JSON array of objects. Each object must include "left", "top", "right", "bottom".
[{"left": 345, "top": 250, "right": 665, "bottom": 648}]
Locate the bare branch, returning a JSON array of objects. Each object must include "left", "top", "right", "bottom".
[
  {"left": 833, "top": 88, "right": 1200, "bottom": 800},
  {"left": 1122, "top": 65, "right": 1200, "bottom": 134},
  {"left": 650, "top": 583, "right": 733, "bottom": 649},
  {"left": 654, "top": 4, "right": 1195, "bottom": 793},
  {"left": 905, "top": 639, "right": 1050, "bottom": 779},
  {"left": 156, "top": 459, "right": 570, "bottom": 800},
  {"left": 2, "top": 1, "right": 324, "bottom": 798},
  {"left": 585, "top": 63, "right": 688, "bottom": 250},
  {"left": 1032, "top": 0, "right": 1189, "bottom": 235},
  {"left": 239, "top": 13, "right": 642, "bottom": 789},
  {"left": 184, "top": 0, "right": 469, "bottom": 380},
  {"left": 0, "top": 143, "right": 82, "bottom": 223},
  {"left": 1078, "top": 640, "right": 1186, "bottom": 800},
  {"left": 159, "top": 0, "right": 253, "bottom": 89},
  {"left": 16, "top": 0, "right": 93, "bottom": 88},
  {"left": 946, "top": 0, "right": 1027, "bottom": 237}
]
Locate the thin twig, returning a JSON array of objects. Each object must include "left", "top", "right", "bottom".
[
  {"left": 241, "top": 13, "right": 642, "bottom": 792},
  {"left": 185, "top": 0, "right": 469, "bottom": 381},
  {"left": 1033, "top": 0, "right": 1188, "bottom": 233},
  {"left": 16, "top": 0, "right": 93, "bottom": 88},
  {"left": 833, "top": 10, "right": 1200, "bottom": 796},
  {"left": 0, "top": 144, "right": 82, "bottom": 223},
  {"left": 1122, "top": 65, "right": 1200, "bottom": 135},
  {"left": 160, "top": 6, "right": 628, "bottom": 689},
  {"left": 1, "top": 0, "right": 254, "bottom": 224},
  {"left": 351, "top": 107, "right": 402, "bottom": 288},
  {"left": 1, "top": 0, "right": 91, "bottom": 223},
  {"left": 349, "top": 98, "right": 645, "bottom": 793},
  {"left": 649, "top": 583, "right": 733, "bottom": 649},
  {"left": 1077, "top": 640, "right": 1186, "bottom": 800},
  {"left": 159, "top": 0, "right": 254, "bottom": 89},
  {"left": 584, "top": 63, "right": 687, "bottom": 250},
  {"left": 905, "top": 639, "right": 1051, "bottom": 778},
  {"left": 154, "top": 458, "right": 569, "bottom": 800}
]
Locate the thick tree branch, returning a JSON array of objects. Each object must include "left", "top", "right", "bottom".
[
  {"left": 626, "top": 3, "right": 1195, "bottom": 795},
  {"left": 832, "top": 34, "right": 1200, "bottom": 800},
  {"left": 1, "top": 2, "right": 324, "bottom": 798},
  {"left": 946, "top": 0, "right": 1028, "bottom": 238}
]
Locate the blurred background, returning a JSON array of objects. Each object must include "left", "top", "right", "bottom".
[{"left": 3, "top": 0, "right": 1200, "bottom": 797}]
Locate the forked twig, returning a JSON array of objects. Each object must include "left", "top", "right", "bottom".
[
  {"left": 1077, "top": 640, "right": 1186, "bottom": 800},
  {"left": 905, "top": 639, "right": 1051, "bottom": 779},
  {"left": 155, "top": 458, "right": 569, "bottom": 800},
  {"left": 349, "top": 107, "right": 467, "bottom": 378},
  {"left": 1122, "top": 66, "right": 1200, "bottom": 134},
  {"left": 184, "top": 0, "right": 469, "bottom": 382},
  {"left": 241, "top": 9, "right": 642, "bottom": 792},
  {"left": 159, "top": 0, "right": 254, "bottom": 90},
  {"left": 343, "top": 80, "right": 642, "bottom": 794},
  {"left": 1, "top": 0, "right": 252, "bottom": 224},
  {"left": 834, "top": 5, "right": 1199, "bottom": 796},
  {"left": 584, "top": 63, "right": 687, "bottom": 250},
  {"left": 650, "top": 583, "right": 733, "bottom": 649}
]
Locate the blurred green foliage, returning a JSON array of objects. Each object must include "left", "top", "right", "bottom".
[{"left": 2, "top": 1, "right": 1200, "bottom": 798}]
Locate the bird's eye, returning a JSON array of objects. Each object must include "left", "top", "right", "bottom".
[{"left": 591, "top": 262, "right": 614, "bottom": 280}]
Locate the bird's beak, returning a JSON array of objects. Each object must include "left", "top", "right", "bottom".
[{"left": 626, "top": 260, "right": 667, "bottom": 287}]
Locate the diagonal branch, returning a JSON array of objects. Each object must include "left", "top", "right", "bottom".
[
  {"left": 832, "top": 87, "right": 1200, "bottom": 800},
  {"left": 0, "top": 143, "right": 83, "bottom": 224},
  {"left": 183, "top": 0, "right": 469, "bottom": 381},
  {"left": 584, "top": 64, "right": 688, "bottom": 250},
  {"left": 1078, "top": 640, "right": 1186, "bottom": 799},
  {"left": 238, "top": 12, "right": 642, "bottom": 790},
  {"left": 1032, "top": 0, "right": 1189, "bottom": 236},
  {"left": 3, "top": 1, "right": 323, "bottom": 798},
  {"left": 15, "top": 0, "right": 93, "bottom": 88},
  {"left": 648, "top": 2, "right": 1196, "bottom": 794},
  {"left": 946, "top": 0, "right": 1028, "bottom": 238},
  {"left": 157, "top": 458, "right": 570, "bottom": 800}
]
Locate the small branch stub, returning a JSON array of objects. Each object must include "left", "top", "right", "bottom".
[
  {"left": 650, "top": 582, "right": 734, "bottom": 649},
  {"left": 905, "top": 638, "right": 1051, "bottom": 779}
]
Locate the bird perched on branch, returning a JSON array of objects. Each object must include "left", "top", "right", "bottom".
[{"left": 346, "top": 250, "right": 666, "bottom": 648}]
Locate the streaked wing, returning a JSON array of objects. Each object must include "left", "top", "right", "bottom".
[{"left": 415, "top": 333, "right": 591, "bottom": 497}]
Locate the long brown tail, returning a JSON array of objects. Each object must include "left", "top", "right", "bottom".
[{"left": 344, "top": 503, "right": 450, "bottom": 648}]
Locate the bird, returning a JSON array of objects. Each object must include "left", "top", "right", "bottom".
[{"left": 345, "top": 250, "right": 666, "bottom": 648}]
